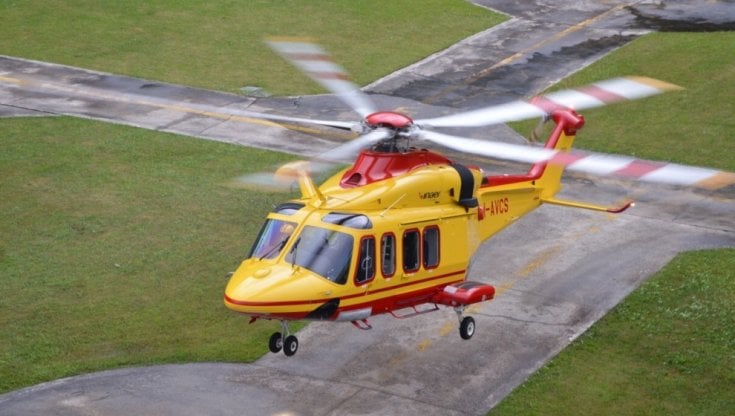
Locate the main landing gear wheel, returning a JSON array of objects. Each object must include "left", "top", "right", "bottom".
[
  {"left": 459, "top": 316, "right": 475, "bottom": 340},
  {"left": 283, "top": 335, "right": 298, "bottom": 357},
  {"left": 268, "top": 332, "right": 283, "bottom": 353}
]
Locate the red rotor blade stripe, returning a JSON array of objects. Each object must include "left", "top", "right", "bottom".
[
  {"left": 417, "top": 77, "right": 682, "bottom": 128},
  {"left": 306, "top": 71, "right": 352, "bottom": 81},
  {"left": 266, "top": 37, "right": 376, "bottom": 117},
  {"left": 612, "top": 160, "right": 667, "bottom": 178},
  {"left": 577, "top": 85, "right": 627, "bottom": 104}
]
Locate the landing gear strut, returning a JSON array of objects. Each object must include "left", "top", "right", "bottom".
[
  {"left": 268, "top": 320, "right": 299, "bottom": 357},
  {"left": 454, "top": 306, "right": 476, "bottom": 340}
]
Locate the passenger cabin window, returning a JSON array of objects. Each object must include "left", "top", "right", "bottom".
[
  {"left": 355, "top": 237, "right": 376, "bottom": 284},
  {"left": 423, "top": 226, "right": 440, "bottom": 269},
  {"left": 403, "top": 229, "right": 420, "bottom": 273},
  {"left": 381, "top": 233, "right": 396, "bottom": 277}
]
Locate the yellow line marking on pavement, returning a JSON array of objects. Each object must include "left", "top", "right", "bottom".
[
  {"left": 417, "top": 339, "right": 433, "bottom": 351},
  {"left": 0, "top": 75, "right": 22, "bottom": 84},
  {"left": 439, "top": 321, "right": 454, "bottom": 337},
  {"left": 422, "top": 3, "right": 635, "bottom": 105},
  {"left": 0, "top": 75, "right": 355, "bottom": 140}
]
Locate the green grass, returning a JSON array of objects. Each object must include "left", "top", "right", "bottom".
[
  {"left": 0, "top": 117, "right": 297, "bottom": 392},
  {"left": 0, "top": 0, "right": 503, "bottom": 95},
  {"left": 495, "top": 32, "right": 735, "bottom": 415},
  {"left": 492, "top": 249, "right": 735, "bottom": 416}
]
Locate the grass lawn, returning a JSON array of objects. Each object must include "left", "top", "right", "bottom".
[
  {"left": 492, "top": 249, "right": 735, "bottom": 415},
  {"left": 0, "top": 117, "right": 297, "bottom": 392},
  {"left": 0, "top": 0, "right": 504, "bottom": 95},
  {"left": 495, "top": 31, "right": 735, "bottom": 415}
]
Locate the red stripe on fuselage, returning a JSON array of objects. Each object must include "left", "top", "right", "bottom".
[
  {"left": 231, "top": 277, "right": 467, "bottom": 321},
  {"left": 224, "top": 269, "right": 467, "bottom": 307}
]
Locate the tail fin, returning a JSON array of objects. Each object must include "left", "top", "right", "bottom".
[{"left": 533, "top": 110, "right": 585, "bottom": 198}]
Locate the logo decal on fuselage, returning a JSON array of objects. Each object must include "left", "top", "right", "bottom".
[{"left": 419, "top": 191, "right": 441, "bottom": 200}]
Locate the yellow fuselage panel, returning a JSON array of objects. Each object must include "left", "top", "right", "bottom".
[{"left": 318, "top": 164, "right": 470, "bottom": 211}]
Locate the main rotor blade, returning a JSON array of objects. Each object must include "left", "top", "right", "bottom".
[
  {"left": 231, "top": 128, "right": 393, "bottom": 191},
  {"left": 266, "top": 37, "right": 377, "bottom": 118},
  {"left": 416, "top": 77, "right": 682, "bottom": 128},
  {"left": 419, "top": 130, "right": 735, "bottom": 190},
  {"left": 317, "top": 128, "right": 393, "bottom": 164},
  {"left": 222, "top": 109, "right": 357, "bottom": 131}
]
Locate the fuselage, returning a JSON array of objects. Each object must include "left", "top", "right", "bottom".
[{"left": 224, "top": 148, "right": 552, "bottom": 321}]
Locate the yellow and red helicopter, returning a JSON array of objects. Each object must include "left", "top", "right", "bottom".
[{"left": 224, "top": 38, "right": 734, "bottom": 356}]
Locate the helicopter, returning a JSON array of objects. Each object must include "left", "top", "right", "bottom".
[{"left": 223, "top": 37, "right": 734, "bottom": 357}]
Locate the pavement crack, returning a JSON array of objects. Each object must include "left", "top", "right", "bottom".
[
  {"left": 0, "top": 102, "right": 60, "bottom": 117},
  {"left": 477, "top": 312, "right": 572, "bottom": 328},
  {"left": 250, "top": 362, "right": 472, "bottom": 415},
  {"left": 626, "top": 210, "right": 735, "bottom": 235}
]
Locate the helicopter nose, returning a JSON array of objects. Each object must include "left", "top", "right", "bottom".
[
  {"left": 223, "top": 266, "right": 281, "bottom": 310},
  {"left": 223, "top": 263, "right": 337, "bottom": 319}
]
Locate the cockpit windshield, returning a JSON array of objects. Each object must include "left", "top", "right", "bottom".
[
  {"left": 285, "top": 225, "right": 354, "bottom": 284},
  {"left": 248, "top": 219, "right": 297, "bottom": 260}
]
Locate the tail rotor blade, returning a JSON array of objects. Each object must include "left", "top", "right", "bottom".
[{"left": 529, "top": 115, "right": 549, "bottom": 142}]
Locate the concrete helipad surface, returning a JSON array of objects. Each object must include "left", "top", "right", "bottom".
[{"left": 1, "top": 1, "right": 734, "bottom": 415}]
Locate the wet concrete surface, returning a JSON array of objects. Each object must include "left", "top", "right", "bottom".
[
  {"left": 370, "top": 0, "right": 735, "bottom": 108},
  {"left": 1, "top": 0, "right": 734, "bottom": 415},
  {"left": 630, "top": 0, "right": 735, "bottom": 31}
]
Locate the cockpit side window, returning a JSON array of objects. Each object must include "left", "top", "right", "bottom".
[
  {"left": 285, "top": 226, "right": 354, "bottom": 284},
  {"left": 248, "top": 219, "right": 297, "bottom": 259}
]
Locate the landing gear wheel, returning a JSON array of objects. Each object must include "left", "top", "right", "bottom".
[
  {"left": 268, "top": 332, "right": 283, "bottom": 353},
  {"left": 459, "top": 316, "right": 475, "bottom": 340},
  {"left": 283, "top": 335, "right": 299, "bottom": 357}
]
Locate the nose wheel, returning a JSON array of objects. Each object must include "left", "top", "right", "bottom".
[{"left": 268, "top": 321, "right": 299, "bottom": 357}]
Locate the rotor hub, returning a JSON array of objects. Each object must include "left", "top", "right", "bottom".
[{"left": 365, "top": 111, "right": 414, "bottom": 129}]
